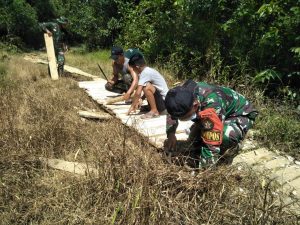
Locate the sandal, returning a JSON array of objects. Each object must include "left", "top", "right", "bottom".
[{"left": 140, "top": 111, "right": 160, "bottom": 119}]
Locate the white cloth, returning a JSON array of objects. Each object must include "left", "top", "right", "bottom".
[
  {"left": 121, "top": 58, "right": 130, "bottom": 75},
  {"left": 138, "top": 67, "right": 169, "bottom": 99}
]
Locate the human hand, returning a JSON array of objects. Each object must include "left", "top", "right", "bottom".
[
  {"left": 123, "top": 92, "right": 131, "bottom": 101},
  {"left": 164, "top": 133, "right": 177, "bottom": 152},
  {"left": 64, "top": 45, "right": 69, "bottom": 52},
  {"left": 47, "top": 31, "right": 52, "bottom": 37},
  {"left": 127, "top": 102, "right": 139, "bottom": 115},
  {"left": 107, "top": 79, "right": 115, "bottom": 85}
]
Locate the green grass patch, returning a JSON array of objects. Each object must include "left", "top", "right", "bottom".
[
  {"left": 65, "top": 47, "right": 112, "bottom": 79},
  {"left": 255, "top": 104, "right": 300, "bottom": 159},
  {"left": 69, "top": 46, "right": 110, "bottom": 62}
]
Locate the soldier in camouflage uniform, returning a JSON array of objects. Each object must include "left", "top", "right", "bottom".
[
  {"left": 40, "top": 16, "right": 69, "bottom": 76},
  {"left": 105, "top": 47, "right": 142, "bottom": 100},
  {"left": 165, "top": 80, "right": 258, "bottom": 169}
]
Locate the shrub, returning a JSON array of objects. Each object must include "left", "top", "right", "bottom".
[{"left": 255, "top": 103, "right": 300, "bottom": 158}]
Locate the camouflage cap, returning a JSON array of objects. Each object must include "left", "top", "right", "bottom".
[
  {"left": 124, "top": 48, "right": 143, "bottom": 60},
  {"left": 57, "top": 16, "right": 69, "bottom": 24},
  {"left": 128, "top": 52, "right": 145, "bottom": 66}
]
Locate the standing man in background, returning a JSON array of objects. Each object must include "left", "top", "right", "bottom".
[{"left": 40, "top": 16, "right": 69, "bottom": 76}]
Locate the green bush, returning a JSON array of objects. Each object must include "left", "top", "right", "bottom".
[{"left": 116, "top": 0, "right": 299, "bottom": 86}]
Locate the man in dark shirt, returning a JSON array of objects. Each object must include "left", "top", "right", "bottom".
[{"left": 40, "top": 16, "right": 69, "bottom": 76}]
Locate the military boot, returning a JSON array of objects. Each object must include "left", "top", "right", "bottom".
[{"left": 58, "top": 64, "right": 64, "bottom": 77}]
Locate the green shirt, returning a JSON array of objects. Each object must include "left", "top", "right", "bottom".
[{"left": 39, "top": 22, "right": 65, "bottom": 49}]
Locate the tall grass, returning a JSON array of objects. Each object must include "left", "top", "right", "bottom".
[
  {"left": 0, "top": 51, "right": 299, "bottom": 224},
  {"left": 66, "top": 47, "right": 112, "bottom": 80}
]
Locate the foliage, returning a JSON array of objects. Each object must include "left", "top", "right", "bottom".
[
  {"left": 49, "top": 0, "right": 122, "bottom": 49},
  {"left": 255, "top": 103, "right": 300, "bottom": 159},
  {"left": 0, "top": 0, "right": 299, "bottom": 99},
  {"left": 0, "top": 0, "right": 122, "bottom": 49},
  {"left": 116, "top": 0, "right": 299, "bottom": 93},
  {"left": 0, "top": 0, "right": 40, "bottom": 48}
]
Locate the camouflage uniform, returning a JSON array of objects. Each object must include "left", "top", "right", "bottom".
[
  {"left": 39, "top": 18, "right": 68, "bottom": 76},
  {"left": 166, "top": 82, "right": 258, "bottom": 168}
]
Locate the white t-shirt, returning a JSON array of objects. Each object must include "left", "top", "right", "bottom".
[
  {"left": 138, "top": 67, "right": 169, "bottom": 99},
  {"left": 121, "top": 58, "right": 130, "bottom": 75}
]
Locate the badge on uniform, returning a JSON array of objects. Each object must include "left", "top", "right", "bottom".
[
  {"left": 202, "top": 130, "right": 221, "bottom": 142},
  {"left": 201, "top": 118, "right": 214, "bottom": 131}
]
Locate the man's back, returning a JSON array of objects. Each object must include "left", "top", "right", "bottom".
[{"left": 195, "top": 82, "right": 257, "bottom": 119}]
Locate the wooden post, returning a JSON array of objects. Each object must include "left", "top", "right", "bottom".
[{"left": 44, "top": 34, "right": 59, "bottom": 80}]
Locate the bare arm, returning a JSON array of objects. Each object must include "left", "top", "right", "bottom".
[
  {"left": 110, "top": 61, "right": 119, "bottom": 83},
  {"left": 124, "top": 66, "right": 138, "bottom": 100},
  {"left": 127, "top": 85, "right": 143, "bottom": 115}
]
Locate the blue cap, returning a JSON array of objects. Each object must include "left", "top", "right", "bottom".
[
  {"left": 110, "top": 46, "right": 123, "bottom": 60},
  {"left": 165, "top": 80, "right": 197, "bottom": 118}
]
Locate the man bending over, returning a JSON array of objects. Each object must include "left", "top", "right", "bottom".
[{"left": 127, "top": 53, "right": 169, "bottom": 119}]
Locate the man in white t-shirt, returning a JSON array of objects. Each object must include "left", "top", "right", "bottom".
[{"left": 127, "top": 53, "right": 169, "bottom": 119}]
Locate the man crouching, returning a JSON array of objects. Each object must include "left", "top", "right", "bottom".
[
  {"left": 164, "top": 80, "right": 258, "bottom": 169},
  {"left": 127, "top": 53, "right": 169, "bottom": 119}
]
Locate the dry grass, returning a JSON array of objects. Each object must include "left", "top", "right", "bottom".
[{"left": 0, "top": 53, "right": 299, "bottom": 224}]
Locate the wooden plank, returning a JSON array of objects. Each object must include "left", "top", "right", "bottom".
[
  {"left": 39, "top": 157, "right": 98, "bottom": 175},
  {"left": 106, "top": 95, "right": 125, "bottom": 105},
  {"left": 23, "top": 56, "right": 101, "bottom": 80},
  {"left": 23, "top": 55, "right": 48, "bottom": 64},
  {"left": 64, "top": 65, "right": 98, "bottom": 79},
  {"left": 44, "top": 34, "right": 58, "bottom": 80},
  {"left": 233, "top": 148, "right": 276, "bottom": 165},
  {"left": 78, "top": 80, "right": 106, "bottom": 88},
  {"left": 78, "top": 110, "right": 111, "bottom": 120},
  {"left": 270, "top": 165, "right": 300, "bottom": 185}
]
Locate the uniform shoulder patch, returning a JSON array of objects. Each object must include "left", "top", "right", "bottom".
[{"left": 201, "top": 118, "right": 214, "bottom": 130}]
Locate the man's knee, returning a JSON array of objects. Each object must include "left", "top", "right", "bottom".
[
  {"left": 57, "top": 51, "right": 65, "bottom": 64},
  {"left": 143, "top": 83, "right": 155, "bottom": 94}
]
